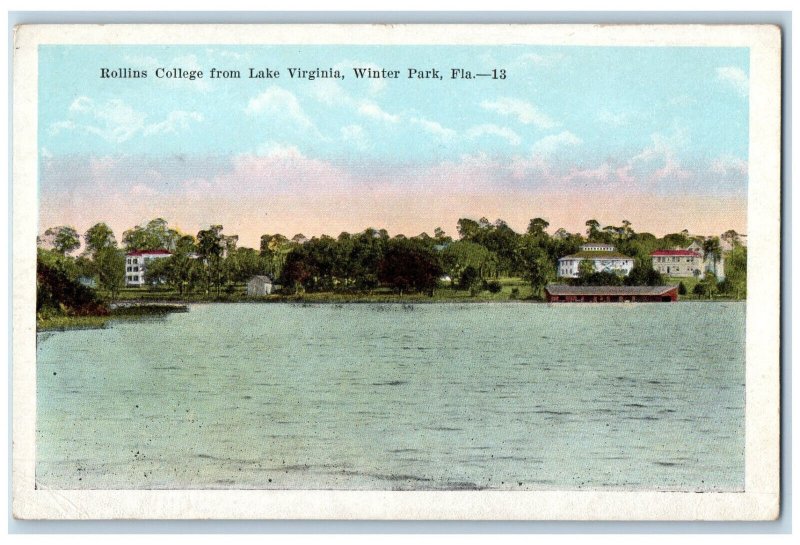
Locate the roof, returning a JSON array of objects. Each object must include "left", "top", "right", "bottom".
[
  {"left": 560, "top": 251, "right": 632, "bottom": 260},
  {"left": 126, "top": 249, "right": 172, "bottom": 256},
  {"left": 545, "top": 284, "right": 678, "bottom": 296},
  {"left": 248, "top": 275, "right": 273, "bottom": 283},
  {"left": 651, "top": 250, "right": 701, "bottom": 257}
]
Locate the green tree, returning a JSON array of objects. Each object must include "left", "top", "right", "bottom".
[
  {"left": 123, "top": 218, "right": 181, "bottom": 251},
  {"left": 699, "top": 271, "right": 719, "bottom": 300},
  {"left": 458, "top": 265, "right": 482, "bottom": 294},
  {"left": 624, "top": 265, "right": 664, "bottom": 286},
  {"left": 703, "top": 237, "right": 723, "bottom": 277},
  {"left": 94, "top": 247, "right": 126, "bottom": 299},
  {"left": 197, "top": 225, "right": 225, "bottom": 296},
  {"left": 441, "top": 240, "right": 494, "bottom": 285},
  {"left": 662, "top": 232, "right": 692, "bottom": 249},
  {"left": 456, "top": 218, "right": 482, "bottom": 241},
  {"left": 43, "top": 226, "right": 80, "bottom": 255},
  {"left": 377, "top": 239, "right": 442, "bottom": 296},
  {"left": 521, "top": 247, "right": 555, "bottom": 299},
  {"left": 260, "top": 233, "right": 293, "bottom": 278},
  {"left": 83, "top": 223, "right": 117, "bottom": 257},
  {"left": 722, "top": 245, "right": 747, "bottom": 299},
  {"left": 527, "top": 217, "right": 550, "bottom": 237},
  {"left": 721, "top": 229, "right": 741, "bottom": 247},
  {"left": 585, "top": 219, "right": 601, "bottom": 241},
  {"left": 578, "top": 258, "right": 595, "bottom": 279}
]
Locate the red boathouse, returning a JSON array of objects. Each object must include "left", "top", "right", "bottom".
[{"left": 544, "top": 285, "right": 679, "bottom": 303}]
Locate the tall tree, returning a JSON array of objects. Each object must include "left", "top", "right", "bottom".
[
  {"left": 585, "top": 219, "right": 601, "bottom": 241},
  {"left": 377, "top": 239, "right": 442, "bottom": 296},
  {"left": 521, "top": 246, "right": 555, "bottom": 299},
  {"left": 123, "top": 218, "right": 181, "bottom": 251},
  {"left": 197, "top": 225, "right": 225, "bottom": 296},
  {"left": 702, "top": 237, "right": 723, "bottom": 276},
  {"left": 83, "top": 223, "right": 117, "bottom": 257},
  {"left": 722, "top": 245, "right": 747, "bottom": 299},
  {"left": 43, "top": 226, "right": 80, "bottom": 255},
  {"left": 94, "top": 247, "right": 125, "bottom": 299},
  {"left": 527, "top": 217, "right": 550, "bottom": 238}
]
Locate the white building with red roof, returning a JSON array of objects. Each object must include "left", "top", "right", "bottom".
[
  {"left": 650, "top": 249, "right": 703, "bottom": 278},
  {"left": 125, "top": 249, "right": 172, "bottom": 286}
]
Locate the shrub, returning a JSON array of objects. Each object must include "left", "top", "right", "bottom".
[{"left": 486, "top": 280, "right": 502, "bottom": 294}]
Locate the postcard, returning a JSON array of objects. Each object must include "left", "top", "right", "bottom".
[{"left": 12, "top": 23, "right": 781, "bottom": 520}]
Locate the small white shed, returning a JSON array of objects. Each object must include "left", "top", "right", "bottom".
[{"left": 247, "top": 275, "right": 274, "bottom": 296}]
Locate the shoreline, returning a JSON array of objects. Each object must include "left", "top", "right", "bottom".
[{"left": 36, "top": 297, "right": 743, "bottom": 332}]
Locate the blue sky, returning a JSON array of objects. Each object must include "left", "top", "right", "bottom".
[{"left": 38, "top": 44, "right": 750, "bottom": 246}]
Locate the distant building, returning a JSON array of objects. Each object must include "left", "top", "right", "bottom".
[
  {"left": 579, "top": 243, "right": 615, "bottom": 252},
  {"left": 650, "top": 250, "right": 703, "bottom": 277},
  {"left": 247, "top": 275, "right": 275, "bottom": 296},
  {"left": 125, "top": 250, "right": 172, "bottom": 286},
  {"left": 658, "top": 242, "right": 726, "bottom": 280},
  {"left": 545, "top": 284, "right": 679, "bottom": 303},
  {"left": 557, "top": 244, "right": 634, "bottom": 278},
  {"left": 77, "top": 276, "right": 97, "bottom": 289}
]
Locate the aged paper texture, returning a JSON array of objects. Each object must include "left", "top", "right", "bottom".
[{"left": 12, "top": 23, "right": 781, "bottom": 520}]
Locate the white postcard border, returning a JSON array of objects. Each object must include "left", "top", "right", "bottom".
[{"left": 12, "top": 23, "right": 782, "bottom": 520}]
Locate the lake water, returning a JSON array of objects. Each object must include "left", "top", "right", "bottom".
[{"left": 36, "top": 302, "right": 745, "bottom": 491}]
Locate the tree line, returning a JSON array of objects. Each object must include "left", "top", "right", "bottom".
[{"left": 37, "top": 216, "right": 747, "bottom": 300}]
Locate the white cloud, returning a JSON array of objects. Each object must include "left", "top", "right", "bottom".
[
  {"left": 710, "top": 155, "right": 748, "bottom": 177},
  {"left": 466, "top": 124, "right": 521, "bottom": 146},
  {"left": 72, "top": 98, "right": 147, "bottom": 143},
  {"left": 254, "top": 141, "right": 305, "bottom": 159},
  {"left": 531, "top": 130, "right": 582, "bottom": 156},
  {"left": 410, "top": 117, "right": 456, "bottom": 140},
  {"left": 245, "top": 86, "right": 315, "bottom": 129},
  {"left": 144, "top": 111, "right": 204, "bottom": 136},
  {"left": 69, "top": 96, "right": 93, "bottom": 113},
  {"left": 716, "top": 66, "right": 749, "bottom": 97},
  {"left": 480, "top": 97, "right": 557, "bottom": 129},
  {"left": 307, "top": 79, "right": 351, "bottom": 106},
  {"left": 48, "top": 120, "right": 77, "bottom": 136},
  {"left": 50, "top": 98, "right": 203, "bottom": 143},
  {"left": 631, "top": 126, "right": 689, "bottom": 165},
  {"left": 357, "top": 101, "right": 400, "bottom": 123}
]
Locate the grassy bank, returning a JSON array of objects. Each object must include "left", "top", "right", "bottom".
[
  {"left": 104, "top": 278, "right": 538, "bottom": 304},
  {"left": 98, "top": 275, "right": 743, "bottom": 305},
  {"left": 36, "top": 314, "right": 112, "bottom": 331},
  {"left": 37, "top": 304, "right": 188, "bottom": 331}
]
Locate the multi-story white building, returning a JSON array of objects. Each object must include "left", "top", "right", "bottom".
[
  {"left": 125, "top": 250, "right": 172, "bottom": 286},
  {"left": 557, "top": 244, "right": 634, "bottom": 278},
  {"left": 658, "top": 242, "right": 726, "bottom": 280},
  {"left": 650, "top": 250, "right": 703, "bottom": 277}
]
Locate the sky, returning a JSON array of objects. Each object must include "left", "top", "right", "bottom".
[{"left": 38, "top": 44, "right": 750, "bottom": 249}]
